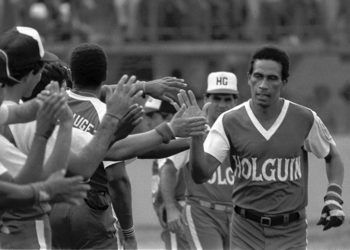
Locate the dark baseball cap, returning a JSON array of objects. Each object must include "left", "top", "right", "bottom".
[
  {"left": 0, "top": 26, "right": 58, "bottom": 68},
  {"left": 0, "top": 49, "right": 21, "bottom": 85}
]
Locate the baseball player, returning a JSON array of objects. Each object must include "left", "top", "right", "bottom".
[
  {"left": 0, "top": 49, "right": 89, "bottom": 211},
  {"left": 161, "top": 72, "right": 239, "bottom": 250},
  {"left": 184, "top": 46, "right": 345, "bottom": 250},
  {"left": 49, "top": 43, "right": 207, "bottom": 249},
  {"left": 0, "top": 26, "right": 78, "bottom": 249},
  {"left": 49, "top": 43, "right": 139, "bottom": 249},
  {"left": 144, "top": 96, "right": 190, "bottom": 250}
]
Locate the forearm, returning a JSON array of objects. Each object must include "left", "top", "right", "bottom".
[
  {"left": 68, "top": 116, "right": 119, "bottom": 178},
  {"left": 0, "top": 181, "right": 35, "bottom": 208},
  {"left": 106, "top": 163, "right": 134, "bottom": 229},
  {"left": 42, "top": 121, "right": 72, "bottom": 178},
  {"left": 108, "top": 177, "right": 134, "bottom": 229},
  {"left": 190, "top": 135, "right": 210, "bottom": 183},
  {"left": 105, "top": 130, "right": 164, "bottom": 161},
  {"left": 160, "top": 162, "right": 178, "bottom": 210},
  {"left": 138, "top": 138, "right": 190, "bottom": 159},
  {"left": 14, "top": 135, "right": 47, "bottom": 184},
  {"left": 7, "top": 99, "right": 39, "bottom": 124},
  {"left": 325, "top": 151, "right": 344, "bottom": 187}
]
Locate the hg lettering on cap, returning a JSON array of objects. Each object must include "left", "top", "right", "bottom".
[{"left": 207, "top": 71, "right": 238, "bottom": 94}]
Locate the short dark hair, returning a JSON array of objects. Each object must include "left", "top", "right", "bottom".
[
  {"left": 10, "top": 61, "right": 44, "bottom": 82},
  {"left": 22, "top": 61, "right": 72, "bottom": 101},
  {"left": 70, "top": 43, "right": 107, "bottom": 88},
  {"left": 248, "top": 46, "right": 290, "bottom": 82}
]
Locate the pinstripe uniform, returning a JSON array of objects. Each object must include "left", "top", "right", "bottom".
[
  {"left": 168, "top": 148, "right": 234, "bottom": 250},
  {"left": 204, "top": 99, "right": 335, "bottom": 250},
  {"left": 50, "top": 90, "right": 120, "bottom": 249}
]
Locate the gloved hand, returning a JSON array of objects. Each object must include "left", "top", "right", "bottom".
[{"left": 317, "top": 183, "right": 345, "bottom": 231}]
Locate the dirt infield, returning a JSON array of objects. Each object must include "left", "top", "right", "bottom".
[{"left": 128, "top": 135, "right": 350, "bottom": 249}]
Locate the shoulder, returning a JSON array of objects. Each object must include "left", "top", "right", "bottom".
[
  {"left": 287, "top": 100, "right": 315, "bottom": 122},
  {"left": 220, "top": 101, "right": 248, "bottom": 125}
]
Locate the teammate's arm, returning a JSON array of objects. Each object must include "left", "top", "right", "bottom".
[
  {"left": 41, "top": 103, "right": 73, "bottom": 178},
  {"left": 116, "top": 137, "right": 189, "bottom": 160},
  {"left": 0, "top": 98, "right": 40, "bottom": 125},
  {"left": 104, "top": 106, "right": 206, "bottom": 161},
  {"left": 190, "top": 135, "right": 221, "bottom": 183},
  {"left": 160, "top": 159, "right": 183, "bottom": 233},
  {"left": 106, "top": 162, "right": 137, "bottom": 250}
]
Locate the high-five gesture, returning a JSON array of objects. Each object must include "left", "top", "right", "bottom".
[
  {"left": 138, "top": 77, "right": 187, "bottom": 103},
  {"left": 106, "top": 75, "right": 142, "bottom": 120},
  {"left": 175, "top": 89, "right": 205, "bottom": 118},
  {"left": 101, "top": 76, "right": 187, "bottom": 104}
]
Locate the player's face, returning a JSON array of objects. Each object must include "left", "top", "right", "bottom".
[
  {"left": 248, "top": 59, "right": 285, "bottom": 108},
  {"left": 205, "top": 94, "right": 238, "bottom": 122}
]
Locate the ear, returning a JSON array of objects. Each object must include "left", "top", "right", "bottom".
[{"left": 282, "top": 80, "right": 288, "bottom": 86}]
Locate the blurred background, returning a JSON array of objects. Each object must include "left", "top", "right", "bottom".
[{"left": 1, "top": 1, "right": 350, "bottom": 248}]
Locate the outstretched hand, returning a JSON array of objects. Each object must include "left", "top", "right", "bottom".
[
  {"left": 106, "top": 75, "right": 143, "bottom": 120},
  {"left": 114, "top": 104, "right": 144, "bottom": 141},
  {"left": 139, "top": 77, "right": 187, "bottom": 103}
]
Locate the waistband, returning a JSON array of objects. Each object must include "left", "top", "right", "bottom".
[
  {"left": 189, "top": 198, "right": 233, "bottom": 212},
  {"left": 234, "top": 206, "right": 302, "bottom": 227}
]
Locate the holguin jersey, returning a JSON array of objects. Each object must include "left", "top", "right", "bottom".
[
  {"left": 204, "top": 99, "right": 335, "bottom": 214},
  {"left": 66, "top": 90, "right": 115, "bottom": 192},
  {"left": 168, "top": 147, "right": 234, "bottom": 205}
]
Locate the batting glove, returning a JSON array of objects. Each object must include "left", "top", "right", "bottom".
[{"left": 317, "top": 183, "right": 345, "bottom": 231}]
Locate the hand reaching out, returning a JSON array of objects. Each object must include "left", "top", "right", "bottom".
[
  {"left": 106, "top": 75, "right": 143, "bottom": 120},
  {"left": 139, "top": 77, "right": 187, "bottom": 103},
  {"left": 114, "top": 104, "right": 144, "bottom": 141}
]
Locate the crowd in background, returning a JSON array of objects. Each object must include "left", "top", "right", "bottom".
[{"left": 1, "top": 0, "right": 350, "bottom": 45}]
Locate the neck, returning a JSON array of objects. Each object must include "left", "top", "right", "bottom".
[
  {"left": 71, "top": 85, "right": 101, "bottom": 98},
  {"left": 250, "top": 98, "right": 283, "bottom": 120}
]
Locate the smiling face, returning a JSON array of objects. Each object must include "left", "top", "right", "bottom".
[{"left": 248, "top": 59, "right": 285, "bottom": 109}]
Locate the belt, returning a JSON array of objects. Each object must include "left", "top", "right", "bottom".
[
  {"left": 234, "top": 206, "right": 301, "bottom": 227},
  {"left": 190, "top": 198, "right": 233, "bottom": 212}
]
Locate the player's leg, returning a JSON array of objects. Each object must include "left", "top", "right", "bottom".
[
  {"left": 265, "top": 215, "right": 307, "bottom": 250},
  {"left": 183, "top": 204, "right": 225, "bottom": 250},
  {"left": 230, "top": 211, "right": 265, "bottom": 250},
  {"left": 50, "top": 203, "right": 72, "bottom": 249}
]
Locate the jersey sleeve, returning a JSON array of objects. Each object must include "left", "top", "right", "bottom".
[
  {"left": 304, "top": 111, "right": 336, "bottom": 158},
  {"left": 204, "top": 113, "right": 230, "bottom": 163},
  {"left": 165, "top": 150, "right": 189, "bottom": 170}
]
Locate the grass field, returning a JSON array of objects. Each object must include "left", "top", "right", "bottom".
[{"left": 127, "top": 135, "right": 350, "bottom": 250}]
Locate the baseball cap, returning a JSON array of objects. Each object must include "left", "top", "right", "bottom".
[
  {"left": 0, "top": 26, "right": 58, "bottom": 68},
  {"left": 207, "top": 71, "right": 238, "bottom": 94},
  {"left": 144, "top": 97, "right": 176, "bottom": 114},
  {"left": 0, "top": 49, "right": 21, "bottom": 85}
]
